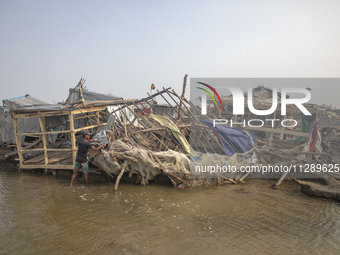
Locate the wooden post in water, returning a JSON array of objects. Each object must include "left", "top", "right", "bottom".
[
  {"left": 12, "top": 117, "right": 24, "bottom": 171},
  {"left": 114, "top": 169, "right": 125, "bottom": 192},
  {"left": 39, "top": 116, "right": 49, "bottom": 173},
  {"left": 69, "top": 112, "right": 76, "bottom": 166},
  {"left": 178, "top": 74, "right": 188, "bottom": 119}
]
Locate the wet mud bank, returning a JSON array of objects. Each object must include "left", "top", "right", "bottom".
[{"left": 296, "top": 178, "right": 340, "bottom": 201}]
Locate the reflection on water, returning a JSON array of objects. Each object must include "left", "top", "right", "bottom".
[{"left": 1, "top": 166, "right": 340, "bottom": 255}]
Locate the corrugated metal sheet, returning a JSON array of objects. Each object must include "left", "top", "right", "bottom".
[
  {"left": 0, "top": 95, "right": 50, "bottom": 144},
  {"left": 12, "top": 104, "right": 71, "bottom": 111},
  {"left": 67, "top": 89, "right": 123, "bottom": 103},
  {"left": 3, "top": 95, "right": 49, "bottom": 109}
]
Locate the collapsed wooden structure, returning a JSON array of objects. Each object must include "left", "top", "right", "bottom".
[
  {"left": 90, "top": 86, "right": 340, "bottom": 189},
  {"left": 8, "top": 78, "right": 340, "bottom": 190}
]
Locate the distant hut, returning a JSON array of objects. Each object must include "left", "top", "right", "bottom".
[{"left": 0, "top": 94, "right": 49, "bottom": 145}]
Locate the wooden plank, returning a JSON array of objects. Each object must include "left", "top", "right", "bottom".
[
  {"left": 95, "top": 111, "right": 100, "bottom": 133},
  {"left": 12, "top": 118, "right": 24, "bottom": 170},
  {"left": 69, "top": 113, "right": 77, "bottom": 166},
  {"left": 24, "top": 157, "right": 45, "bottom": 164},
  {"left": 19, "top": 130, "right": 72, "bottom": 136},
  {"left": 58, "top": 158, "right": 74, "bottom": 165},
  {"left": 47, "top": 153, "right": 73, "bottom": 164},
  {"left": 74, "top": 123, "right": 107, "bottom": 132},
  {"left": 74, "top": 114, "right": 97, "bottom": 120},
  {"left": 11, "top": 105, "right": 107, "bottom": 119},
  {"left": 21, "top": 148, "right": 72, "bottom": 153},
  {"left": 12, "top": 110, "right": 72, "bottom": 119},
  {"left": 71, "top": 106, "right": 107, "bottom": 115},
  {"left": 27, "top": 151, "right": 60, "bottom": 163},
  {"left": 24, "top": 151, "right": 71, "bottom": 164},
  {"left": 20, "top": 164, "right": 74, "bottom": 170},
  {"left": 39, "top": 116, "right": 49, "bottom": 171}
]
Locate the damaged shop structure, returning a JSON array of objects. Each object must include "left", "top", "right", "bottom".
[{"left": 2, "top": 77, "right": 340, "bottom": 199}]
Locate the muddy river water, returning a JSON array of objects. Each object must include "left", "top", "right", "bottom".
[{"left": 1, "top": 166, "right": 340, "bottom": 255}]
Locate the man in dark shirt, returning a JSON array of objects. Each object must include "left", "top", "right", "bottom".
[{"left": 70, "top": 130, "right": 107, "bottom": 186}]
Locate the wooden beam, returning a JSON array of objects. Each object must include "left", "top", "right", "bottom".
[
  {"left": 178, "top": 74, "right": 188, "bottom": 119},
  {"left": 11, "top": 105, "right": 108, "bottom": 119},
  {"left": 74, "top": 123, "right": 107, "bottom": 133},
  {"left": 39, "top": 116, "right": 49, "bottom": 172},
  {"left": 12, "top": 110, "right": 72, "bottom": 119},
  {"left": 20, "top": 148, "right": 72, "bottom": 153},
  {"left": 20, "top": 164, "right": 74, "bottom": 170},
  {"left": 69, "top": 113, "right": 77, "bottom": 166},
  {"left": 96, "top": 111, "right": 100, "bottom": 133},
  {"left": 114, "top": 169, "right": 125, "bottom": 192},
  {"left": 71, "top": 106, "right": 107, "bottom": 115},
  {"left": 12, "top": 117, "right": 24, "bottom": 170},
  {"left": 19, "top": 130, "right": 72, "bottom": 136}
]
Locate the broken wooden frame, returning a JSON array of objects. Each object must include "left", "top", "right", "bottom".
[{"left": 10, "top": 100, "right": 133, "bottom": 172}]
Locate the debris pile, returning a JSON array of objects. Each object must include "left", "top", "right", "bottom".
[
  {"left": 90, "top": 87, "right": 251, "bottom": 189},
  {"left": 87, "top": 86, "right": 340, "bottom": 192},
  {"left": 3, "top": 77, "right": 340, "bottom": 197}
]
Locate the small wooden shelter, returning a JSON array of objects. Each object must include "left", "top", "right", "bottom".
[{"left": 10, "top": 100, "right": 132, "bottom": 172}]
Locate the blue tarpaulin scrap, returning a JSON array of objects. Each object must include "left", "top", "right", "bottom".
[{"left": 199, "top": 119, "right": 257, "bottom": 156}]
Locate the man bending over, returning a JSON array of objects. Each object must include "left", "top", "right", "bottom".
[{"left": 70, "top": 130, "right": 107, "bottom": 186}]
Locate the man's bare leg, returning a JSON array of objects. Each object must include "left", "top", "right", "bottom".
[
  {"left": 84, "top": 174, "right": 89, "bottom": 185},
  {"left": 70, "top": 168, "right": 79, "bottom": 187}
]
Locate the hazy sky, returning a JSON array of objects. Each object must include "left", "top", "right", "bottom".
[{"left": 1, "top": 0, "right": 339, "bottom": 107}]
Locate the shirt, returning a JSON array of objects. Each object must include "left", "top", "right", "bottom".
[{"left": 76, "top": 139, "right": 93, "bottom": 163}]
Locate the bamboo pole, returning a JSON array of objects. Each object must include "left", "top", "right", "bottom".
[
  {"left": 12, "top": 117, "right": 24, "bottom": 170},
  {"left": 39, "top": 116, "right": 49, "bottom": 172},
  {"left": 112, "top": 88, "right": 172, "bottom": 113},
  {"left": 69, "top": 112, "right": 77, "bottom": 166},
  {"left": 114, "top": 169, "right": 125, "bottom": 192},
  {"left": 178, "top": 74, "right": 188, "bottom": 119}
]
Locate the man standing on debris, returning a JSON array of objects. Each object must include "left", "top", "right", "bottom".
[{"left": 70, "top": 130, "right": 107, "bottom": 186}]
